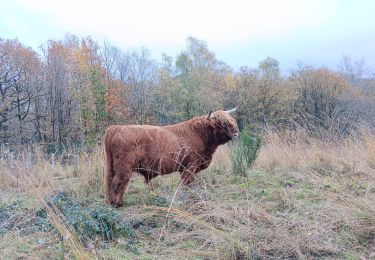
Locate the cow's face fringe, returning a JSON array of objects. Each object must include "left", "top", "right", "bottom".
[
  {"left": 210, "top": 110, "right": 239, "bottom": 142},
  {"left": 184, "top": 110, "right": 239, "bottom": 146}
]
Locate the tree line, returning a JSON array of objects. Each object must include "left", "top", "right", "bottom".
[{"left": 1, "top": 35, "right": 374, "bottom": 146}]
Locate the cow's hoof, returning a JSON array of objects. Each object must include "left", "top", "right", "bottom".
[
  {"left": 107, "top": 198, "right": 122, "bottom": 208},
  {"left": 114, "top": 200, "right": 124, "bottom": 208},
  {"left": 182, "top": 181, "right": 194, "bottom": 188},
  {"left": 109, "top": 202, "right": 123, "bottom": 208}
]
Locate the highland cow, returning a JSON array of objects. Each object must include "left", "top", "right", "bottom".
[{"left": 104, "top": 108, "right": 239, "bottom": 207}]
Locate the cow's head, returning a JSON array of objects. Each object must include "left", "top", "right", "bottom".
[{"left": 208, "top": 107, "right": 239, "bottom": 143}]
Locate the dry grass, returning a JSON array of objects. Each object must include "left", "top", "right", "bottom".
[
  {"left": 256, "top": 129, "right": 375, "bottom": 174},
  {"left": 1, "top": 131, "right": 375, "bottom": 259}
]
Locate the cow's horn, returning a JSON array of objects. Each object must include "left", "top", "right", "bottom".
[
  {"left": 225, "top": 106, "right": 238, "bottom": 114},
  {"left": 207, "top": 110, "right": 215, "bottom": 119}
]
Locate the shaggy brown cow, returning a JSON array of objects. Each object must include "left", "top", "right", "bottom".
[{"left": 103, "top": 108, "right": 239, "bottom": 207}]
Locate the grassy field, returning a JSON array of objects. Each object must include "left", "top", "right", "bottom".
[{"left": 1, "top": 131, "right": 374, "bottom": 259}]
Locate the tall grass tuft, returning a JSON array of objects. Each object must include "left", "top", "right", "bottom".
[{"left": 231, "top": 126, "right": 261, "bottom": 176}]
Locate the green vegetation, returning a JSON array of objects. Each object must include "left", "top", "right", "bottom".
[{"left": 231, "top": 127, "right": 261, "bottom": 176}]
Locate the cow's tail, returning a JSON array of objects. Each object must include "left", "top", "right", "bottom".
[{"left": 103, "top": 127, "right": 114, "bottom": 204}]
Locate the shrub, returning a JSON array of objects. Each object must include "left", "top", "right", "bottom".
[
  {"left": 231, "top": 127, "right": 261, "bottom": 176},
  {"left": 45, "top": 192, "right": 134, "bottom": 242}
]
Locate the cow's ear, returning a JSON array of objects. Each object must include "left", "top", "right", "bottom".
[{"left": 207, "top": 110, "right": 214, "bottom": 120}]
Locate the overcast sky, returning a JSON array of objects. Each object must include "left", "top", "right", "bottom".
[{"left": 1, "top": 0, "right": 374, "bottom": 72}]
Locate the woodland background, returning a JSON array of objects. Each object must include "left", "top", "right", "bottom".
[{"left": 1, "top": 35, "right": 375, "bottom": 147}]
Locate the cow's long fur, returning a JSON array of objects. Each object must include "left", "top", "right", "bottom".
[{"left": 103, "top": 110, "right": 239, "bottom": 207}]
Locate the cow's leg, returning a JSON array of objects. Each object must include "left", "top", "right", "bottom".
[
  {"left": 111, "top": 163, "right": 132, "bottom": 208},
  {"left": 181, "top": 165, "right": 198, "bottom": 186},
  {"left": 106, "top": 182, "right": 115, "bottom": 205}
]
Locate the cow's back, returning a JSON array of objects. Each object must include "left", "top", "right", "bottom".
[{"left": 108, "top": 124, "right": 183, "bottom": 174}]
